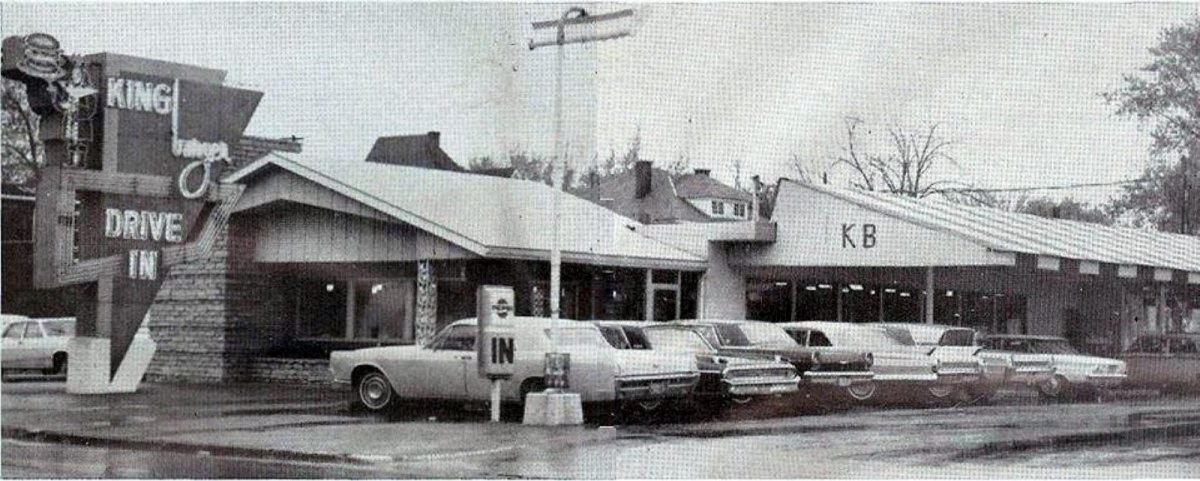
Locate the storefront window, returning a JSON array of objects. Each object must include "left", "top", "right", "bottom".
[
  {"left": 353, "top": 280, "right": 414, "bottom": 341},
  {"left": 289, "top": 277, "right": 416, "bottom": 341},
  {"left": 294, "top": 279, "right": 346, "bottom": 338}
]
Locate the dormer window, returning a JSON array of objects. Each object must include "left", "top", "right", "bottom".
[{"left": 711, "top": 201, "right": 725, "bottom": 215}]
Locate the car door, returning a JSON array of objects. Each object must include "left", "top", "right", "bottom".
[
  {"left": 2, "top": 322, "right": 27, "bottom": 368},
  {"left": 418, "top": 325, "right": 473, "bottom": 400},
  {"left": 21, "top": 322, "right": 52, "bottom": 369}
]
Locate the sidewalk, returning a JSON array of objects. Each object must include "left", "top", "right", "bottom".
[{"left": 0, "top": 381, "right": 615, "bottom": 466}]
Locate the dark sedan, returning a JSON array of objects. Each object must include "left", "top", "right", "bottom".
[{"left": 672, "top": 320, "right": 874, "bottom": 390}]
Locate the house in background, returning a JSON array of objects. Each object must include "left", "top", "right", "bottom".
[{"left": 576, "top": 160, "right": 755, "bottom": 224}]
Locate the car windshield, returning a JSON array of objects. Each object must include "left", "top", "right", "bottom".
[
  {"left": 1029, "top": 339, "right": 1080, "bottom": 355},
  {"left": 550, "top": 327, "right": 610, "bottom": 349},
  {"left": 644, "top": 328, "right": 714, "bottom": 354},
  {"left": 826, "top": 327, "right": 905, "bottom": 349},
  {"left": 882, "top": 327, "right": 916, "bottom": 346},
  {"left": 739, "top": 323, "right": 796, "bottom": 347},
  {"left": 939, "top": 329, "right": 976, "bottom": 347},
  {"left": 707, "top": 324, "right": 751, "bottom": 347},
  {"left": 598, "top": 326, "right": 631, "bottom": 349},
  {"left": 42, "top": 320, "right": 75, "bottom": 337}
]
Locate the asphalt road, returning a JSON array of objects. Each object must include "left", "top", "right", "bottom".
[{"left": 6, "top": 393, "right": 1197, "bottom": 479}]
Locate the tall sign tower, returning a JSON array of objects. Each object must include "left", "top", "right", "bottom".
[{"left": 3, "top": 34, "right": 262, "bottom": 393}]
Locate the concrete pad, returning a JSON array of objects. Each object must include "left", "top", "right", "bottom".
[{"left": 522, "top": 392, "right": 583, "bottom": 426}]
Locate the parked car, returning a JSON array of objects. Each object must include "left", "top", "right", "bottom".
[
  {"left": 2, "top": 316, "right": 75, "bottom": 376},
  {"left": 671, "top": 320, "right": 874, "bottom": 391},
  {"left": 981, "top": 334, "right": 1126, "bottom": 401},
  {"left": 884, "top": 324, "right": 1057, "bottom": 401},
  {"left": 593, "top": 321, "right": 799, "bottom": 403},
  {"left": 1121, "top": 334, "right": 1200, "bottom": 393},
  {"left": 779, "top": 321, "right": 938, "bottom": 402},
  {"left": 329, "top": 317, "right": 700, "bottom": 413}
]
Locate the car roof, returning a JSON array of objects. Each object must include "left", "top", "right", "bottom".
[
  {"left": 673, "top": 319, "right": 751, "bottom": 326},
  {"left": 983, "top": 334, "right": 1068, "bottom": 341},
  {"left": 778, "top": 321, "right": 885, "bottom": 331},
  {"left": 447, "top": 317, "right": 598, "bottom": 330},
  {"left": 592, "top": 320, "right": 654, "bottom": 327},
  {"left": 1, "top": 314, "right": 31, "bottom": 324}
]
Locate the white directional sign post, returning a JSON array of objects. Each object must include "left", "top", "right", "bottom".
[{"left": 477, "top": 285, "right": 516, "bottom": 422}]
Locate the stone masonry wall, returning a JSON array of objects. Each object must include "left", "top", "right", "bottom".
[
  {"left": 240, "top": 357, "right": 332, "bottom": 384},
  {"left": 146, "top": 215, "right": 293, "bottom": 383},
  {"left": 144, "top": 226, "right": 232, "bottom": 382}
]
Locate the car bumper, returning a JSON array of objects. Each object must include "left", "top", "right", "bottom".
[
  {"left": 616, "top": 373, "right": 700, "bottom": 401},
  {"left": 1085, "top": 373, "right": 1127, "bottom": 387},
  {"left": 1007, "top": 368, "right": 1055, "bottom": 386},
  {"left": 874, "top": 373, "right": 939, "bottom": 382},
  {"left": 935, "top": 369, "right": 984, "bottom": 384},
  {"left": 803, "top": 371, "right": 874, "bottom": 386},
  {"left": 724, "top": 378, "right": 799, "bottom": 396}
]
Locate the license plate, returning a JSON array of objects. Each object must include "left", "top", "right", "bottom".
[
  {"left": 836, "top": 377, "right": 852, "bottom": 387},
  {"left": 649, "top": 382, "right": 666, "bottom": 394}
]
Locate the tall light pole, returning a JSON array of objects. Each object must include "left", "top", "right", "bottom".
[{"left": 529, "top": 7, "right": 635, "bottom": 394}]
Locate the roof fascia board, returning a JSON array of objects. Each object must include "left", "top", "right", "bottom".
[
  {"left": 784, "top": 180, "right": 1010, "bottom": 252},
  {"left": 485, "top": 246, "right": 706, "bottom": 271},
  {"left": 232, "top": 154, "right": 489, "bottom": 256}
]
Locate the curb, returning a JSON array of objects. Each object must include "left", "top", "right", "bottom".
[
  {"left": 2, "top": 422, "right": 618, "bottom": 466},
  {"left": 1, "top": 426, "right": 361, "bottom": 465},
  {"left": 951, "top": 420, "right": 1200, "bottom": 460}
]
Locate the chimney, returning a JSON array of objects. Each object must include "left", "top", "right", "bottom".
[
  {"left": 694, "top": 168, "right": 711, "bottom": 177},
  {"left": 635, "top": 160, "right": 652, "bottom": 199},
  {"left": 426, "top": 131, "right": 441, "bottom": 148}
]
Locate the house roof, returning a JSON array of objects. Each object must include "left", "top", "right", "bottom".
[
  {"left": 575, "top": 167, "right": 712, "bottom": 224},
  {"left": 364, "top": 132, "right": 464, "bottom": 172},
  {"left": 225, "top": 153, "right": 707, "bottom": 271},
  {"left": 675, "top": 173, "right": 753, "bottom": 202},
  {"left": 230, "top": 135, "right": 303, "bottom": 168},
  {"left": 785, "top": 179, "right": 1200, "bottom": 277}
]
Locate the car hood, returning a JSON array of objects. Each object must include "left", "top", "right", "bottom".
[
  {"left": 1049, "top": 353, "right": 1125, "bottom": 368},
  {"left": 718, "top": 344, "right": 867, "bottom": 364},
  {"left": 612, "top": 350, "right": 697, "bottom": 377}
]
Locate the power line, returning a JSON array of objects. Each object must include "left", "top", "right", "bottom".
[{"left": 941, "top": 178, "right": 1152, "bottom": 194}]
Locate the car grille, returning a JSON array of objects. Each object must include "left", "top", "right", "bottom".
[
  {"left": 809, "top": 362, "right": 870, "bottom": 373},
  {"left": 616, "top": 373, "right": 698, "bottom": 391},
  {"left": 725, "top": 367, "right": 796, "bottom": 380}
]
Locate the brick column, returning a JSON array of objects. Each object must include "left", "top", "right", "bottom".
[{"left": 415, "top": 260, "right": 438, "bottom": 345}]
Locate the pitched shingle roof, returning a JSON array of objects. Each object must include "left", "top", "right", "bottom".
[
  {"left": 675, "top": 173, "right": 753, "bottom": 202},
  {"left": 575, "top": 167, "right": 711, "bottom": 224},
  {"left": 785, "top": 179, "right": 1200, "bottom": 276},
  {"left": 230, "top": 135, "right": 303, "bottom": 168},
  {"left": 364, "top": 132, "right": 463, "bottom": 172},
  {"left": 225, "top": 153, "right": 707, "bottom": 270}
]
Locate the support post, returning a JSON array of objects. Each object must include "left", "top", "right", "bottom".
[
  {"left": 925, "top": 266, "right": 935, "bottom": 324},
  {"left": 644, "top": 269, "right": 654, "bottom": 321},
  {"left": 490, "top": 379, "right": 503, "bottom": 422},
  {"left": 790, "top": 282, "right": 798, "bottom": 323}
]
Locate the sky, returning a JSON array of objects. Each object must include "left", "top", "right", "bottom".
[{"left": 4, "top": 2, "right": 1198, "bottom": 203}]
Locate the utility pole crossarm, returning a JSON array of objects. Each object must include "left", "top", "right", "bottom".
[{"left": 531, "top": 8, "right": 633, "bottom": 30}]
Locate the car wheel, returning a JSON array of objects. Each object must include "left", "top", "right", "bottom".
[
  {"left": 927, "top": 384, "right": 956, "bottom": 399},
  {"left": 845, "top": 382, "right": 877, "bottom": 402},
  {"left": 354, "top": 370, "right": 396, "bottom": 412},
  {"left": 636, "top": 399, "right": 662, "bottom": 412},
  {"left": 728, "top": 396, "right": 754, "bottom": 405},
  {"left": 1038, "top": 375, "right": 1068, "bottom": 401},
  {"left": 50, "top": 353, "right": 68, "bottom": 376},
  {"left": 519, "top": 378, "right": 546, "bottom": 404}
]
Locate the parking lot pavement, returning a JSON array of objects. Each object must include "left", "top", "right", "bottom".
[
  {"left": 4, "top": 380, "right": 1198, "bottom": 478},
  {"left": 0, "top": 380, "right": 614, "bottom": 469}
]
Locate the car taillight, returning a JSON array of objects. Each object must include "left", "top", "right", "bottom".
[
  {"left": 863, "top": 352, "right": 874, "bottom": 367},
  {"left": 811, "top": 351, "right": 822, "bottom": 365}
]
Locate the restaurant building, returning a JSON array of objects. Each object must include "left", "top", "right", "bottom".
[{"left": 6, "top": 128, "right": 1198, "bottom": 383}]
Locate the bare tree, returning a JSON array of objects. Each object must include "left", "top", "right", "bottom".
[
  {"left": 832, "top": 117, "right": 962, "bottom": 198},
  {"left": 2, "top": 78, "right": 42, "bottom": 184}
]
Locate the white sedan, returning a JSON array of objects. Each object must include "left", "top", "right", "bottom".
[
  {"left": 2, "top": 316, "right": 75, "bottom": 376},
  {"left": 330, "top": 317, "right": 700, "bottom": 412}
]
